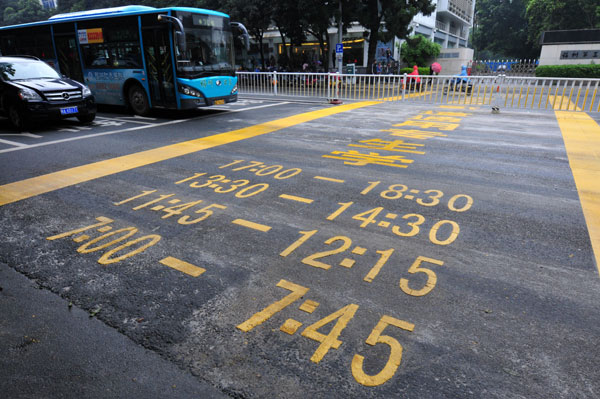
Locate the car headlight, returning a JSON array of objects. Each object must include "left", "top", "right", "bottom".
[
  {"left": 178, "top": 84, "right": 202, "bottom": 98},
  {"left": 18, "top": 88, "right": 42, "bottom": 101},
  {"left": 231, "top": 85, "right": 238, "bottom": 95},
  {"left": 82, "top": 85, "right": 92, "bottom": 97}
]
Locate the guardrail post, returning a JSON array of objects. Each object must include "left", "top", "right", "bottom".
[
  {"left": 328, "top": 72, "right": 343, "bottom": 104},
  {"left": 492, "top": 73, "right": 505, "bottom": 113},
  {"left": 402, "top": 73, "right": 407, "bottom": 100},
  {"left": 273, "top": 71, "right": 278, "bottom": 96}
]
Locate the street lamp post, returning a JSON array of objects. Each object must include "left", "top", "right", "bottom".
[{"left": 338, "top": 0, "right": 343, "bottom": 73}]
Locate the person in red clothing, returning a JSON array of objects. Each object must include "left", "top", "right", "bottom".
[
  {"left": 406, "top": 65, "right": 421, "bottom": 90},
  {"left": 408, "top": 65, "right": 421, "bottom": 81}
]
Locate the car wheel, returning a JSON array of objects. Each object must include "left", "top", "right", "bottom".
[
  {"left": 8, "top": 105, "right": 28, "bottom": 131},
  {"left": 128, "top": 85, "right": 150, "bottom": 116},
  {"left": 77, "top": 113, "right": 96, "bottom": 124}
]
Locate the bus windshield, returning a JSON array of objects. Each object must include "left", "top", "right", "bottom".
[{"left": 175, "top": 11, "right": 234, "bottom": 78}]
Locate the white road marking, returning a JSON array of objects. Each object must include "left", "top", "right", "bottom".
[
  {"left": 0, "top": 118, "right": 189, "bottom": 154},
  {"left": 0, "top": 133, "right": 43, "bottom": 138},
  {"left": 0, "top": 101, "right": 292, "bottom": 154},
  {"left": 96, "top": 116, "right": 155, "bottom": 125},
  {"left": 0, "top": 138, "right": 27, "bottom": 147},
  {"left": 117, "top": 115, "right": 157, "bottom": 120},
  {"left": 210, "top": 102, "right": 290, "bottom": 112}
]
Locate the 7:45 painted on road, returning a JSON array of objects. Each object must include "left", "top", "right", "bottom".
[{"left": 236, "top": 279, "right": 415, "bottom": 387}]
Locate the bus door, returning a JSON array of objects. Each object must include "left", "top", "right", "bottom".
[
  {"left": 53, "top": 34, "right": 84, "bottom": 83},
  {"left": 141, "top": 27, "right": 176, "bottom": 108}
]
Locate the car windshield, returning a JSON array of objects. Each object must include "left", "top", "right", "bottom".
[
  {"left": 174, "top": 12, "right": 234, "bottom": 78},
  {"left": 0, "top": 61, "right": 60, "bottom": 81}
]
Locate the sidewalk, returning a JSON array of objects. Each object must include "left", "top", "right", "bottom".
[{"left": 0, "top": 262, "right": 227, "bottom": 399}]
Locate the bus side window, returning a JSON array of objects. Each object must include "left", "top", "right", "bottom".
[{"left": 79, "top": 16, "right": 142, "bottom": 69}]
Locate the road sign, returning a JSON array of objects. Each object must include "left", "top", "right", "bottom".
[{"left": 335, "top": 43, "right": 343, "bottom": 54}]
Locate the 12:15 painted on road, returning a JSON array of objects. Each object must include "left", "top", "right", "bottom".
[{"left": 281, "top": 230, "right": 445, "bottom": 296}]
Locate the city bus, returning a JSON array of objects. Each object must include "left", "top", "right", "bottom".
[{"left": 0, "top": 5, "right": 248, "bottom": 115}]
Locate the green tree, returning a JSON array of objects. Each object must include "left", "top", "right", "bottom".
[
  {"left": 296, "top": 0, "right": 340, "bottom": 71},
  {"left": 278, "top": 0, "right": 359, "bottom": 71},
  {"left": 472, "top": 0, "right": 536, "bottom": 59},
  {"left": 0, "top": 0, "right": 7, "bottom": 24},
  {"left": 2, "top": 0, "right": 51, "bottom": 25},
  {"left": 400, "top": 35, "right": 440, "bottom": 66},
  {"left": 355, "top": 0, "right": 435, "bottom": 72},
  {"left": 272, "top": 0, "right": 306, "bottom": 69},
  {"left": 526, "top": 0, "right": 600, "bottom": 50},
  {"left": 55, "top": 0, "right": 214, "bottom": 13},
  {"left": 56, "top": 0, "right": 113, "bottom": 13},
  {"left": 222, "top": 0, "right": 273, "bottom": 69}
]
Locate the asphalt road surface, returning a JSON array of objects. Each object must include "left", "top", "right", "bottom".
[{"left": 1, "top": 98, "right": 599, "bottom": 398}]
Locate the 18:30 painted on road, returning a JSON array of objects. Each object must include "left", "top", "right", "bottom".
[{"left": 361, "top": 181, "right": 474, "bottom": 212}]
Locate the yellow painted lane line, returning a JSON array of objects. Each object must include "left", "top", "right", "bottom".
[
  {"left": 313, "top": 176, "right": 345, "bottom": 183},
  {"left": 231, "top": 219, "right": 272, "bottom": 232},
  {"left": 159, "top": 256, "right": 206, "bottom": 277},
  {"left": 548, "top": 96, "right": 582, "bottom": 111},
  {"left": 555, "top": 111, "right": 600, "bottom": 276},
  {"left": 279, "top": 194, "right": 314, "bottom": 204},
  {"left": 439, "top": 105, "right": 470, "bottom": 109},
  {"left": 380, "top": 91, "right": 433, "bottom": 102},
  {"left": 0, "top": 101, "right": 380, "bottom": 207}
]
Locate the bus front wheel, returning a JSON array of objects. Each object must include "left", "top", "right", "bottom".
[{"left": 128, "top": 85, "right": 150, "bottom": 116}]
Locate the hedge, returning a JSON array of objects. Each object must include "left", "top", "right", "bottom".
[
  {"left": 399, "top": 67, "right": 431, "bottom": 75},
  {"left": 535, "top": 64, "right": 600, "bottom": 78}
]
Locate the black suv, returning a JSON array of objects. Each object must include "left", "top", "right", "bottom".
[{"left": 0, "top": 56, "right": 96, "bottom": 130}]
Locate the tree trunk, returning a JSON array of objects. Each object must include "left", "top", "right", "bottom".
[
  {"left": 318, "top": 31, "right": 328, "bottom": 73},
  {"left": 365, "top": 0, "right": 383, "bottom": 73},
  {"left": 257, "top": 33, "right": 265, "bottom": 70},
  {"left": 309, "top": 28, "right": 329, "bottom": 73},
  {"left": 277, "top": 27, "right": 289, "bottom": 67},
  {"left": 367, "top": 32, "right": 379, "bottom": 73}
]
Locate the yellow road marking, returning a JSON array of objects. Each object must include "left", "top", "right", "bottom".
[
  {"left": 313, "top": 176, "right": 345, "bottom": 183},
  {"left": 379, "top": 91, "right": 432, "bottom": 102},
  {"left": 279, "top": 194, "right": 314, "bottom": 204},
  {"left": 280, "top": 319, "right": 303, "bottom": 335},
  {"left": 299, "top": 300, "right": 319, "bottom": 313},
  {"left": 555, "top": 111, "right": 600, "bottom": 276},
  {"left": 0, "top": 101, "right": 380, "bottom": 207},
  {"left": 232, "top": 219, "right": 272, "bottom": 232},
  {"left": 548, "top": 96, "right": 581, "bottom": 111},
  {"left": 159, "top": 256, "right": 206, "bottom": 277},
  {"left": 73, "top": 235, "right": 89, "bottom": 243},
  {"left": 439, "top": 105, "right": 467, "bottom": 109}
]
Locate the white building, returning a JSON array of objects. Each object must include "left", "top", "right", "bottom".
[
  {"left": 40, "top": 0, "right": 57, "bottom": 10},
  {"left": 538, "top": 29, "right": 600, "bottom": 66},
  {"left": 415, "top": 0, "right": 473, "bottom": 49},
  {"left": 254, "top": 0, "right": 475, "bottom": 74},
  {"left": 412, "top": 0, "right": 476, "bottom": 73}
]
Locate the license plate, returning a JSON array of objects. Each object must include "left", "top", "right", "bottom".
[
  {"left": 214, "top": 99, "right": 225, "bottom": 105},
  {"left": 60, "top": 106, "right": 78, "bottom": 115}
]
